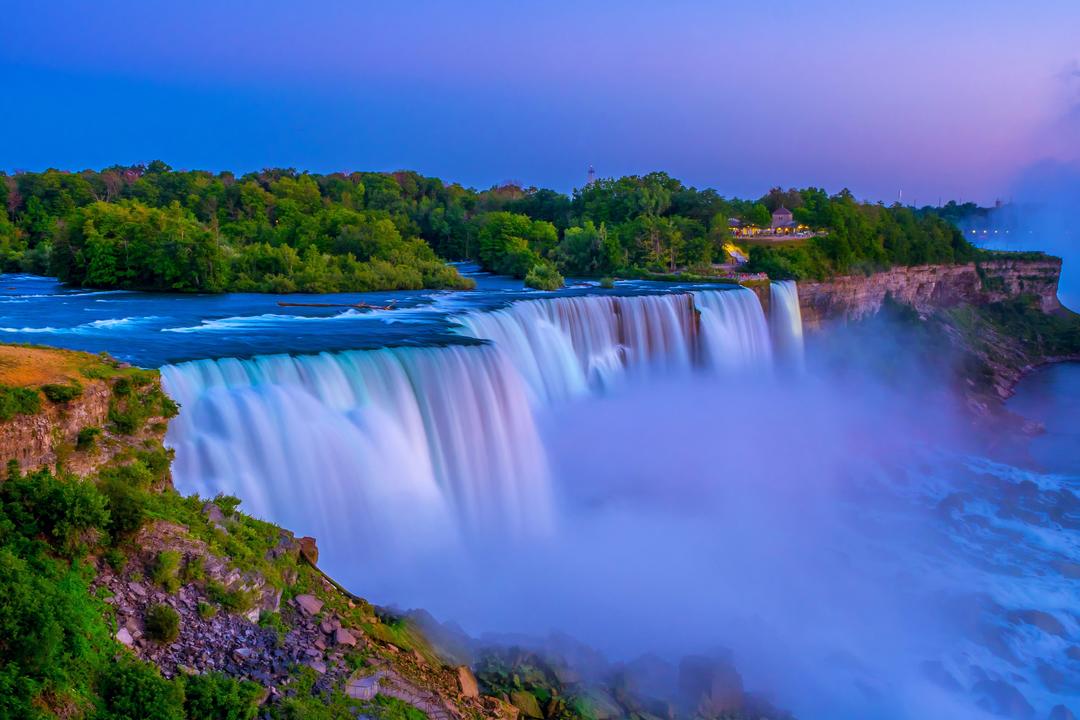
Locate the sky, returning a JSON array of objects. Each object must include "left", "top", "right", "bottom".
[{"left": 2, "top": 0, "right": 1079, "bottom": 203}]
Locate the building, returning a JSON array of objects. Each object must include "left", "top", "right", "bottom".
[{"left": 770, "top": 206, "right": 794, "bottom": 230}]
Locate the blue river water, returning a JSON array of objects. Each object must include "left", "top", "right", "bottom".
[{"left": 0, "top": 265, "right": 709, "bottom": 366}]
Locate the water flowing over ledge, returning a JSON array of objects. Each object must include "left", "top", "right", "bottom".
[
  {"left": 162, "top": 345, "right": 553, "bottom": 555},
  {"left": 162, "top": 285, "right": 802, "bottom": 559}
]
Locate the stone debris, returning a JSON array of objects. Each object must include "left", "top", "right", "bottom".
[
  {"left": 334, "top": 627, "right": 357, "bottom": 647},
  {"left": 89, "top": 520, "right": 510, "bottom": 720},
  {"left": 294, "top": 594, "right": 324, "bottom": 616}
]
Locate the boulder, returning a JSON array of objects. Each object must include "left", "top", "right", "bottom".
[
  {"left": 201, "top": 501, "right": 228, "bottom": 531},
  {"left": 294, "top": 594, "right": 324, "bottom": 616},
  {"left": 457, "top": 666, "right": 479, "bottom": 698},
  {"left": 299, "top": 536, "right": 319, "bottom": 565},
  {"left": 116, "top": 627, "right": 134, "bottom": 647},
  {"left": 334, "top": 627, "right": 357, "bottom": 647},
  {"left": 511, "top": 691, "right": 543, "bottom": 719}
]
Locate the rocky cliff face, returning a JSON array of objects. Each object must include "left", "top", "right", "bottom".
[
  {"left": 0, "top": 358, "right": 171, "bottom": 476},
  {"left": 796, "top": 257, "right": 1063, "bottom": 330},
  {"left": 0, "top": 379, "right": 112, "bottom": 475}
]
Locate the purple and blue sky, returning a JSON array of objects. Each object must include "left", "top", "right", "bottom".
[{"left": 2, "top": 1, "right": 1078, "bottom": 203}]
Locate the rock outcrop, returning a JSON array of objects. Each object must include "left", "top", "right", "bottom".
[
  {"left": 0, "top": 346, "right": 172, "bottom": 476},
  {"left": 0, "top": 378, "right": 113, "bottom": 474},
  {"left": 796, "top": 257, "right": 1063, "bottom": 330}
]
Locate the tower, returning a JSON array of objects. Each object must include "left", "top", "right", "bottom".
[{"left": 586, "top": 165, "right": 596, "bottom": 186}]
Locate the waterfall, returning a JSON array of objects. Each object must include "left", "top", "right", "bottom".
[
  {"left": 161, "top": 345, "right": 553, "bottom": 566},
  {"left": 159, "top": 287, "right": 787, "bottom": 584},
  {"left": 769, "top": 280, "right": 805, "bottom": 367},
  {"left": 694, "top": 287, "right": 773, "bottom": 370},
  {"left": 457, "top": 294, "right": 700, "bottom": 404}
]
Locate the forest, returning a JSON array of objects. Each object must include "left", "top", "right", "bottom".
[{"left": 0, "top": 163, "right": 979, "bottom": 292}]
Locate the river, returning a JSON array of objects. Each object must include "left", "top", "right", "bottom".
[{"left": 1, "top": 270, "right": 1076, "bottom": 720}]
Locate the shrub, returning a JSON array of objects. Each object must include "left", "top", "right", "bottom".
[
  {"left": 41, "top": 383, "right": 83, "bottom": 403},
  {"left": 144, "top": 603, "right": 181, "bottom": 643},
  {"left": 258, "top": 611, "right": 287, "bottom": 645},
  {"left": 107, "top": 403, "right": 140, "bottom": 435},
  {"left": 0, "top": 548, "right": 110, "bottom": 698},
  {"left": 213, "top": 494, "right": 242, "bottom": 516},
  {"left": 109, "top": 383, "right": 178, "bottom": 435},
  {"left": 97, "top": 659, "right": 185, "bottom": 720},
  {"left": 0, "top": 385, "right": 41, "bottom": 421},
  {"left": 183, "top": 672, "right": 262, "bottom": 720},
  {"left": 196, "top": 601, "right": 218, "bottom": 621},
  {"left": 206, "top": 581, "right": 256, "bottom": 615},
  {"left": 181, "top": 555, "right": 205, "bottom": 584},
  {"left": 99, "top": 475, "right": 149, "bottom": 540},
  {"left": 160, "top": 394, "right": 180, "bottom": 418},
  {"left": 76, "top": 426, "right": 102, "bottom": 451},
  {"left": 104, "top": 547, "right": 127, "bottom": 572},
  {"left": 0, "top": 469, "right": 109, "bottom": 558},
  {"left": 151, "top": 550, "right": 182, "bottom": 593},
  {"left": 524, "top": 262, "right": 564, "bottom": 291},
  {"left": 599, "top": 277, "right": 615, "bottom": 289}
]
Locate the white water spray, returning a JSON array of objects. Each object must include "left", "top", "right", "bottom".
[
  {"left": 457, "top": 294, "right": 700, "bottom": 404},
  {"left": 161, "top": 287, "right": 802, "bottom": 581},
  {"left": 694, "top": 288, "right": 773, "bottom": 370},
  {"left": 162, "top": 345, "right": 553, "bottom": 571},
  {"left": 769, "top": 280, "right": 805, "bottom": 368}
]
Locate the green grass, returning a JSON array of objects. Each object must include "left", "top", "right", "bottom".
[
  {"left": 41, "top": 382, "right": 83, "bottom": 403},
  {"left": 0, "top": 384, "right": 41, "bottom": 421}
]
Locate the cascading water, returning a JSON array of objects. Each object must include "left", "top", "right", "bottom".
[
  {"left": 457, "top": 290, "right": 781, "bottom": 404},
  {"left": 457, "top": 293, "right": 700, "bottom": 403},
  {"left": 694, "top": 287, "right": 773, "bottom": 370},
  {"left": 769, "top": 280, "right": 805, "bottom": 368},
  {"left": 161, "top": 287, "right": 799, "bottom": 588},
  {"left": 161, "top": 345, "right": 553, "bottom": 570}
]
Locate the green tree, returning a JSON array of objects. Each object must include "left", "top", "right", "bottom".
[
  {"left": 183, "top": 672, "right": 261, "bottom": 720},
  {"left": 97, "top": 659, "right": 185, "bottom": 720}
]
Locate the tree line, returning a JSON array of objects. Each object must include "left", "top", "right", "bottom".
[{"left": 0, "top": 163, "right": 979, "bottom": 292}]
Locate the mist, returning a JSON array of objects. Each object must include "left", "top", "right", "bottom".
[
  {"left": 365, "top": 316, "right": 1033, "bottom": 720},
  {"left": 159, "top": 291, "right": 1075, "bottom": 719},
  {"left": 975, "top": 160, "right": 1080, "bottom": 310}
]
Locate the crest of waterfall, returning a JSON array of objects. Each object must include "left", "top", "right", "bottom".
[
  {"left": 769, "top": 280, "right": 805, "bottom": 368},
  {"left": 694, "top": 288, "right": 773, "bottom": 370},
  {"left": 457, "top": 294, "right": 699, "bottom": 404},
  {"left": 161, "top": 345, "right": 552, "bottom": 565}
]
